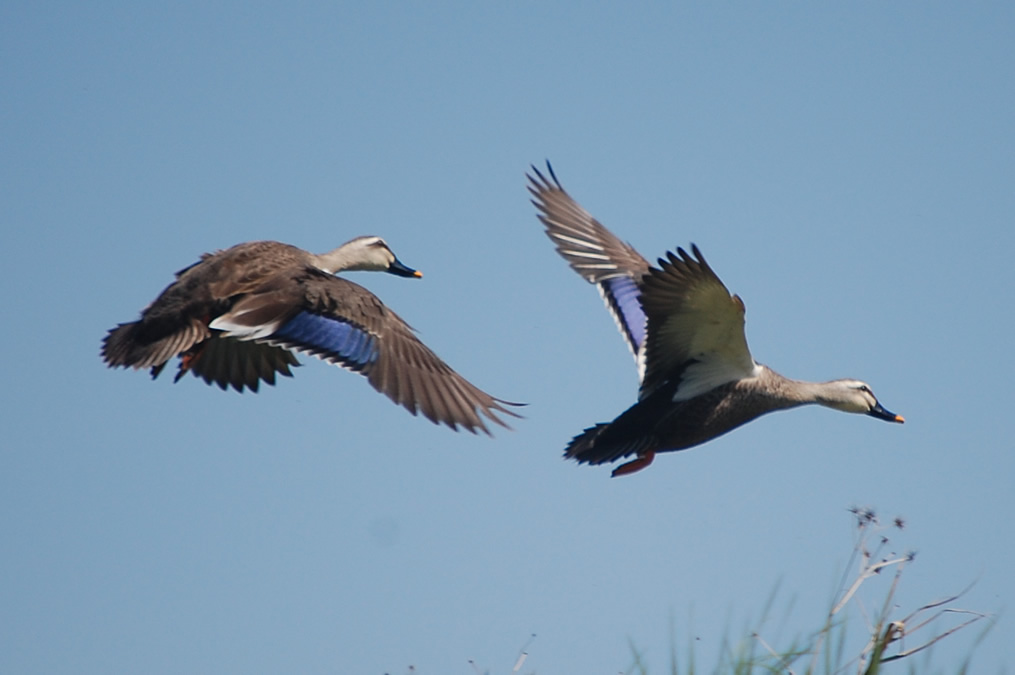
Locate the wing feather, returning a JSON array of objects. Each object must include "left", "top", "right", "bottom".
[
  {"left": 640, "top": 245, "right": 757, "bottom": 400},
  {"left": 262, "top": 272, "right": 520, "bottom": 434},
  {"left": 528, "top": 163, "right": 651, "bottom": 367}
]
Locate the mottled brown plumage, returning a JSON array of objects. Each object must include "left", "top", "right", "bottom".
[{"left": 103, "top": 236, "right": 520, "bottom": 434}]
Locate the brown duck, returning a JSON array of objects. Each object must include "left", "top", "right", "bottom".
[
  {"left": 102, "top": 236, "right": 519, "bottom": 434},
  {"left": 528, "top": 163, "right": 903, "bottom": 476}
]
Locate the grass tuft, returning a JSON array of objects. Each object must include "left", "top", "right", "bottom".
[{"left": 624, "top": 507, "right": 992, "bottom": 675}]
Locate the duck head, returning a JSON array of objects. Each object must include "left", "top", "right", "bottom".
[{"left": 821, "top": 379, "right": 905, "bottom": 423}]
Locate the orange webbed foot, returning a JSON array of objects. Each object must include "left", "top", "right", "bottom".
[{"left": 611, "top": 451, "right": 655, "bottom": 477}]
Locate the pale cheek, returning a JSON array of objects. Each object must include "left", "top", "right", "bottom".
[{"left": 844, "top": 400, "right": 868, "bottom": 414}]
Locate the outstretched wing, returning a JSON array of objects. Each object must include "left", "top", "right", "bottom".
[
  {"left": 639, "top": 245, "right": 757, "bottom": 401},
  {"left": 528, "top": 163, "right": 651, "bottom": 377},
  {"left": 210, "top": 269, "right": 521, "bottom": 434}
]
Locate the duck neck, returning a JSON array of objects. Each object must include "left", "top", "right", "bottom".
[
  {"left": 758, "top": 367, "right": 830, "bottom": 408},
  {"left": 310, "top": 244, "right": 356, "bottom": 274}
]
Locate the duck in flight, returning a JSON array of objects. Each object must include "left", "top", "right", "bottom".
[
  {"left": 528, "top": 163, "right": 903, "bottom": 476},
  {"left": 102, "top": 236, "right": 519, "bottom": 434}
]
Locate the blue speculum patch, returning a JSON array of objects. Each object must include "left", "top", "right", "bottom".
[
  {"left": 275, "top": 311, "right": 378, "bottom": 366},
  {"left": 603, "top": 276, "right": 646, "bottom": 350}
]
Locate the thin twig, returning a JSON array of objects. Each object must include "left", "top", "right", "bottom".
[
  {"left": 880, "top": 612, "right": 988, "bottom": 662},
  {"left": 831, "top": 556, "right": 909, "bottom": 615}
]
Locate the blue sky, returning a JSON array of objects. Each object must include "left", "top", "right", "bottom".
[{"left": 2, "top": 3, "right": 1013, "bottom": 673}]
